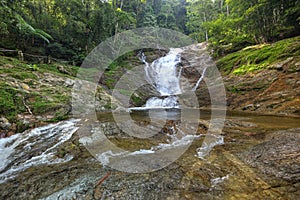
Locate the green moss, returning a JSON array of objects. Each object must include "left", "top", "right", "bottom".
[
  {"left": 0, "top": 56, "right": 77, "bottom": 125},
  {"left": 30, "top": 99, "right": 52, "bottom": 114},
  {"left": 103, "top": 103, "right": 112, "bottom": 110},
  {"left": 131, "top": 95, "right": 143, "bottom": 106},
  {"left": 46, "top": 114, "right": 69, "bottom": 122},
  {"left": 0, "top": 83, "right": 25, "bottom": 121},
  {"left": 16, "top": 121, "right": 30, "bottom": 133},
  {"left": 217, "top": 36, "right": 300, "bottom": 75},
  {"left": 233, "top": 63, "right": 268, "bottom": 75},
  {"left": 102, "top": 50, "right": 141, "bottom": 89},
  {"left": 227, "top": 85, "right": 243, "bottom": 94},
  {"left": 105, "top": 78, "right": 115, "bottom": 89},
  {"left": 28, "top": 94, "right": 66, "bottom": 115},
  {"left": 11, "top": 72, "right": 38, "bottom": 80}
]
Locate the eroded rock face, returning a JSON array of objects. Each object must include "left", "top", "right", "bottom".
[
  {"left": 240, "top": 128, "right": 300, "bottom": 182},
  {"left": 223, "top": 70, "right": 300, "bottom": 116},
  {"left": 179, "top": 49, "right": 300, "bottom": 116}
]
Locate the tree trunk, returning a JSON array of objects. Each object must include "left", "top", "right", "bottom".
[
  {"left": 203, "top": 11, "right": 208, "bottom": 42},
  {"left": 226, "top": 4, "right": 229, "bottom": 16}
]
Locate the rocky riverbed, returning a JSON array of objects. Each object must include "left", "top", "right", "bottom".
[{"left": 0, "top": 111, "right": 299, "bottom": 199}]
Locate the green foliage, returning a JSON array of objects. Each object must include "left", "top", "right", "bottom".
[
  {"left": 2, "top": 0, "right": 298, "bottom": 63},
  {"left": 1, "top": 0, "right": 189, "bottom": 64},
  {"left": 29, "top": 64, "right": 39, "bottom": 71},
  {"left": 187, "top": 0, "right": 300, "bottom": 56},
  {"left": 130, "top": 95, "right": 143, "bottom": 106},
  {"left": 15, "top": 15, "right": 53, "bottom": 43}
]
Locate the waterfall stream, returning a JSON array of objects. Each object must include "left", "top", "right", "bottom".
[
  {"left": 140, "top": 49, "right": 183, "bottom": 109},
  {"left": 138, "top": 48, "right": 208, "bottom": 109},
  {"left": 143, "top": 49, "right": 182, "bottom": 96},
  {"left": 0, "top": 119, "right": 79, "bottom": 183}
]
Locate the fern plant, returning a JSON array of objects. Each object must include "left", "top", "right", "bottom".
[{"left": 16, "top": 15, "right": 53, "bottom": 44}]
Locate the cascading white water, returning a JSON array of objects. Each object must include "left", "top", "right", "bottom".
[
  {"left": 141, "top": 49, "right": 183, "bottom": 108},
  {"left": 145, "top": 49, "right": 182, "bottom": 96},
  {"left": 145, "top": 96, "right": 179, "bottom": 108},
  {"left": 0, "top": 119, "right": 79, "bottom": 183},
  {"left": 138, "top": 48, "right": 209, "bottom": 109}
]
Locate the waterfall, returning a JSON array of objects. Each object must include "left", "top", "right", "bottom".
[
  {"left": 144, "top": 49, "right": 182, "bottom": 96},
  {"left": 135, "top": 48, "right": 209, "bottom": 110},
  {"left": 140, "top": 49, "right": 183, "bottom": 109}
]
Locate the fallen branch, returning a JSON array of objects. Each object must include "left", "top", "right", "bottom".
[
  {"left": 95, "top": 172, "right": 111, "bottom": 187},
  {"left": 23, "top": 97, "right": 33, "bottom": 115}
]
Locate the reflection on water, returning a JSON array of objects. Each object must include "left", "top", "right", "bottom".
[
  {"left": 226, "top": 111, "right": 300, "bottom": 130},
  {"left": 85, "top": 108, "right": 218, "bottom": 173},
  {"left": 97, "top": 108, "right": 213, "bottom": 122}
]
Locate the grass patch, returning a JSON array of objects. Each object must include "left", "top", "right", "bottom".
[
  {"left": 217, "top": 36, "right": 300, "bottom": 74},
  {"left": 11, "top": 72, "right": 38, "bottom": 80},
  {"left": 0, "top": 55, "right": 75, "bottom": 123},
  {"left": 29, "top": 96, "right": 56, "bottom": 114},
  {"left": 0, "top": 56, "right": 78, "bottom": 78}
]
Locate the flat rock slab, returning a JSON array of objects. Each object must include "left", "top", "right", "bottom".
[{"left": 241, "top": 128, "right": 300, "bottom": 182}]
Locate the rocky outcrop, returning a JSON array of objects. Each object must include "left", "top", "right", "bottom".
[
  {"left": 223, "top": 66, "right": 300, "bottom": 116},
  {"left": 240, "top": 128, "right": 300, "bottom": 182},
  {"left": 0, "top": 58, "right": 119, "bottom": 137},
  {"left": 183, "top": 51, "right": 300, "bottom": 116}
]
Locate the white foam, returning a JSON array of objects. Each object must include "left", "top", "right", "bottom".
[
  {"left": 211, "top": 174, "right": 229, "bottom": 187},
  {"left": 196, "top": 135, "right": 224, "bottom": 159},
  {"left": 97, "top": 150, "right": 127, "bottom": 166},
  {"left": 96, "top": 134, "right": 200, "bottom": 166},
  {"left": 0, "top": 134, "right": 20, "bottom": 172},
  {"left": 0, "top": 119, "right": 79, "bottom": 183},
  {"left": 143, "top": 49, "right": 182, "bottom": 108},
  {"left": 129, "top": 149, "right": 155, "bottom": 155}
]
